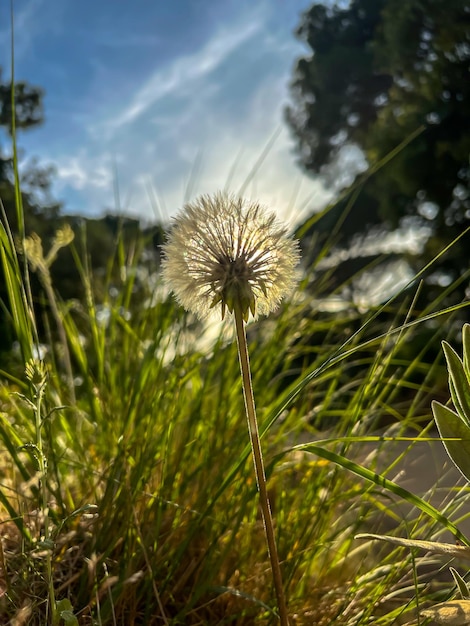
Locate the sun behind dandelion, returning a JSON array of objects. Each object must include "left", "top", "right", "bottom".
[{"left": 161, "top": 192, "right": 300, "bottom": 322}]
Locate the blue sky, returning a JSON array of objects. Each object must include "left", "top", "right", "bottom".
[{"left": 0, "top": 0, "right": 334, "bottom": 225}]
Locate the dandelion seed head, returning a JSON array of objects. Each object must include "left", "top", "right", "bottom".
[{"left": 161, "top": 192, "right": 300, "bottom": 321}]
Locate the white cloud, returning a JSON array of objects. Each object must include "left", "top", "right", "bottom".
[
  {"left": 98, "top": 13, "right": 264, "bottom": 137},
  {"left": 107, "top": 76, "right": 330, "bottom": 226},
  {"left": 134, "top": 36, "right": 330, "bottom": 225},
  {"left": 36, "top": 1, "right": 329, "bottom": 224},
  {"left": 54, "top": 153, "right": 113, "bottom": 191}
]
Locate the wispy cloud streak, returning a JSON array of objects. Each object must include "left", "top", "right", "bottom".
[{"left": 101, "top": 17, "right": 263, "bottom": 134}]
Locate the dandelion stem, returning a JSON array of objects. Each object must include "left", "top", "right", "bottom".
[{"left": 234, "top": 306, "right": 289, "bottom": 626}]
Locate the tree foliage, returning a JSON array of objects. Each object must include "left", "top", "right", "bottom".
[
  {"left": 0, "top": 68, "right": 60, "bottom": 228},
  {"left": 287, "top": 0, "right": 470, "bottom": 282},
  {"left": 0, "top": 68, "right": 164, "bottom": 355},
  {"left": 0, "top": 67, "right": 44, "bottom": 132}
]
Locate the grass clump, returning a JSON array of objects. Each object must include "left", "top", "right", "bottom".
[
  {"left": 0, "top": 188, "right": 469, "bottom": 625},
  {"left": 1, "top": 82, "right": 470, "bottom": 621}
]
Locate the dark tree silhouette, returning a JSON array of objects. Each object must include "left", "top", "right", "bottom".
[
  {"left": 287, "top": 0, "right": 470, "bottom": 287},
  {"left": 0, "top": 67, "right": 60, "bottom": 230}
]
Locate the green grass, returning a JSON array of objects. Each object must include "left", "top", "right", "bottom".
[{"left": 0, "top": 187, "right": 469, "bottom": 625}]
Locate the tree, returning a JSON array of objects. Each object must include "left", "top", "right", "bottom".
[
  {"left": 0, "top": 68, "right": 166, "bottom": 359},
  {"left": 0, "top": 68, "right": 63, "bottom": 352},
  {"left": 286, "top": 0, "right": 470, "bottom": 287},
  {"left": 0, "top": 68, "right": 44, "bottom": 131},
  {"left": 0, "top": 67, "right": 60, "bottom": 228}
]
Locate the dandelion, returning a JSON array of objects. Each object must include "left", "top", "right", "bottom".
[
  {"left": 161, "top": 192, "right": 299, "bottom": 322},
  {"left": 162, "top": 192, "right": 299, "bottom": 626}
]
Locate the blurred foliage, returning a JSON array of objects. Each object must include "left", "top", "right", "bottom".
[
  {"left": 0, "top": 67, "right": 164, "bottom": 355},
  {"left": 287, "top": 0, "right": 470, "bottom": 299}
]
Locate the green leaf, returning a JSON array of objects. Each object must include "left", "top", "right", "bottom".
[
  {"left": 463, "top": 324, "right": 470, "bottom": 380},
  {"left": 60, "top": 611, "right": 78, "bottom": 626},
  {"left": 10, "top": 392, "right": 36, "bottom": 411},
  {"left": 286, "top": 442, "right": 469, "bottom": 544},
  {"left": 56, "top": 599, "right": 78, "bottom": 625},
  {"left": 442, "top": 341, "right": 470, "bottom": 427},
  {"left": 432, "top": 400, "right": 470, "bottom": 482},
  {"left": 36, "top": 538, "right": 54, "bottom": 551},
  {"left": 450, "top": 567, "right": 470, "bottom": 600}
]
